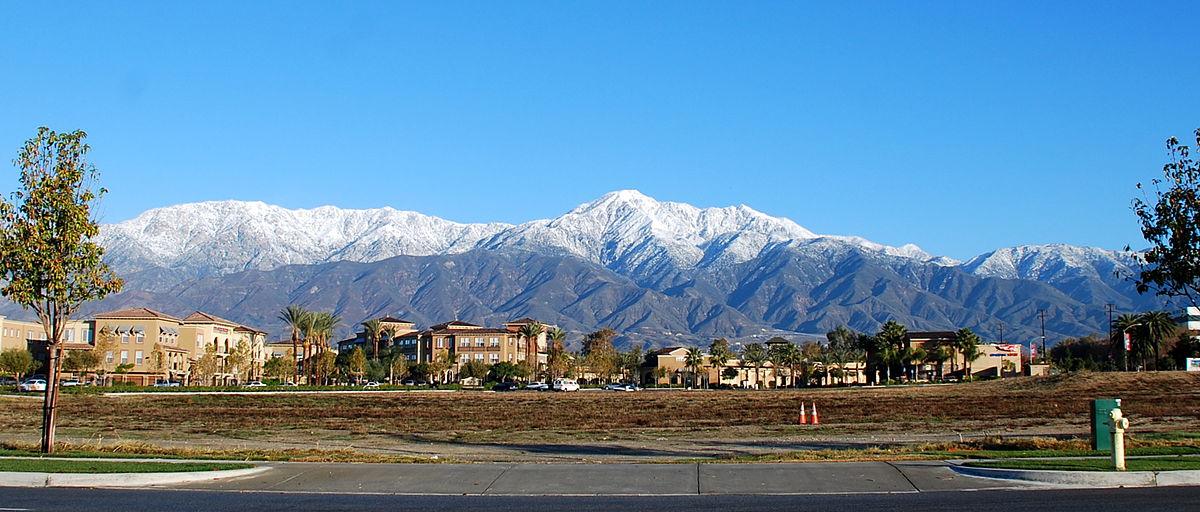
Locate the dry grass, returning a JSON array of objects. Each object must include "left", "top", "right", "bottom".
[{"left": 1, "top": 371, "right": 1196, "bottom": 461}]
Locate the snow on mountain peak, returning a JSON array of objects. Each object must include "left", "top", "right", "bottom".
[
  {"left": 97, "top": 191, "right": 966, "bottom": 278},
  {"left": 960, "top": 244, "right": 1136, "bottom": 281}
]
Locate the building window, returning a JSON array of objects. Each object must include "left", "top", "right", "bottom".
[
  {"left": 489, "top": 353, "right": 499, "bottom": 363},
  {"left": 121, "top": 332, "right": 129, "bottom": 344},
  {"left": 105, "top": 351, "right": 114, "bottom": 364},
  {"left": 474, "top": 353, "right": 484, "bottom": 360},
  {"left": 85, "top": 329, "right": 93, "bottom": 343},
  {"left": 436, "top": 338, "right": 444, "bottom": 348},
  {"left": 120, "top": 351, "right": 129, "bottom": 364},
  {"left": 489, "top": 337, "right": 499, "bottom": 347},
  {"left": 460, "top": 338, "right": 470, "bottom": 347},
  {"left": 135, "top": 351, "right": 143, "bottom": 365},
  {"left": 475, "top": 337, "right": 484, "bottom": 347},
  {"left": 460, "top": 354, "right": 470, "bottom": 363},
  {"left": 136, "top": 332, "right": 144, "bottom": 344}
]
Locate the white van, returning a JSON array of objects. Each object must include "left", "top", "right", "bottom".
[{"left": 552, "top": 378, "right": 580, "bottom": 392}]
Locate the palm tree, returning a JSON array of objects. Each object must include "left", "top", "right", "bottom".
[
  {"left": 877, "top": 321, "right": 908, "bottom": 382},
  {"left": 278, "top": 305, "right": 310, "bottom": 384},
  {"left": 546, "top": 327, "right": 568, "bottom": 380},
  {"left": 297, "top": 310, "right": 317, "bottom": 384},
  {"left": 684, "top": 347, "right": 705, "bottom": 388},
  {"left": 1112, "top": 313, "right": 1143, "bottom": 370},
  {"left": 825, "top": 326, "right": 860, "bottom": 385},
  {"left": 904, "top": 346, "right": 927, "bottom": 381},
  {"left": 308, "top": 312, "right": 340, "bottom": 383},
  {"left": 742, "top": 343, "right": 768, "bottom": 389},
  {"left": 1141, "top": 311, "right": 1178, "bottom": 370},
  {"left": 518, "top": 322, "right": 545, "bottom": 371},
  {"left": 708, "top": 338, "right": 731, "bottom": 386},
  {"left": 924, "top": 345, "right": 952, "bottom": 381},
  {"left": 956, "top": 327, "right": 982, "bottom": 379},
  {"left": 361, "top": 318, "right": 383, "bottom": 360}
]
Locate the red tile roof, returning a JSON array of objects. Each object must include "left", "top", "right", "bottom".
[
  {"left": 183, "top": 311, "right": 241, "bottom": 327},
  {"left": 92, "top": 308, "right": 182, "bottom": 322}
]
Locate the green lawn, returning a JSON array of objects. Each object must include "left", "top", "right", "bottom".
[
  {"left": 966, "top": 457, "right": 1200, "bottom": 472},
  {"left": 0, "top": 458, "right": 253, "bottom": 473}
]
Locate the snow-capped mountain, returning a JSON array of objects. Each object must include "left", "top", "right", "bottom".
[
  {"left": 98, "top": 190, "right": 946, "bottom": 279},
  {"left": 98, "top": 200, "right": 511, "bottom": 276},
  {"left": 57, "top": 190, "right": 1157, "bottom": 344},
  {"left": 961, "top": 244, "right": 1136, "bottom": 282}
]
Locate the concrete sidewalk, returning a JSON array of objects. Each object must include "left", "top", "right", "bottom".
[{"left": 168, "top": 461, "right": 1032, "bottom": 495}]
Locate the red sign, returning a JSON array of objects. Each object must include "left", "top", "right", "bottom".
[{"left": 1124, "top": 332, "right": 1132, "bottom": 351}]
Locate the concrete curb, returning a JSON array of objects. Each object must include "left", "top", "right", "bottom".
[
  {"left": 951, "top": 465, "right": 1200, "bottom": 488},
  {"left": 0, "top": 466, "right": 270, "bottom": 488}
]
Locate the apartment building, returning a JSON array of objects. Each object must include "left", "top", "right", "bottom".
[
  {"left": 180, "top": 311, "right": 268, "bottom": 384},
  {"left": 91, "top": 308, "right": 188, "bottom": 385},
  {"left": 336, "top": 316, "right": 418, "bottom": 354}
]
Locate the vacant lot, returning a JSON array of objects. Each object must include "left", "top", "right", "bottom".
[{"left": 1, "top": 372, "right": 1197, "bottom": 462}]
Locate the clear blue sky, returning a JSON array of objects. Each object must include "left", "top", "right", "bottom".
[{"left": 2, "top": 2, "right": 1197, "bottom": 260}]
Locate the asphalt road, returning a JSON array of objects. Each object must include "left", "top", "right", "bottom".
[{"left": 2, "top": 486, "right": 1199, "bottom": 512}]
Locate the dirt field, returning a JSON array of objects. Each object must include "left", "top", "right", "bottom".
[{"left": 1, "top": 372, "right": 1197, "bottom": 462}]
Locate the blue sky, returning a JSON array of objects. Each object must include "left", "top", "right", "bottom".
[{"left": 1, "top": 1, "right": 1197, "bottom": 260}]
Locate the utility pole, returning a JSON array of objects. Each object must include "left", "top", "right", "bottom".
[
  {"left": 1038, "top": 309, "right": 1047, "bottom": 363},
  {"left": 1105, "top": 303, "right": 1117, "bottom": 371}
]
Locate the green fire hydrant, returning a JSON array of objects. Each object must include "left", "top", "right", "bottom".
[{"left": 1108, "top": 407, "right": 1129, "bottom": 471}]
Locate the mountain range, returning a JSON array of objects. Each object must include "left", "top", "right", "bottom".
[{"left": 0, "top": 190, "right": 1162, "bottom": 349}]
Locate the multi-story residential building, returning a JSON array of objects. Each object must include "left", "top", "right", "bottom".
[
  {"left": 336, "top": 316, "right": 418, "bottom": 354},
  {"left": 2, "top": 308, "right": 269, "bottom": 386}
]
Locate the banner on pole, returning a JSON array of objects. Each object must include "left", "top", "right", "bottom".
[{"left": 1124, "top": 332, "right": 1132, "bottom": 351}]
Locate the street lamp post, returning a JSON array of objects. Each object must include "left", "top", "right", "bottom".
[{"left": 1122, "top": 323, "right": 1143, "bottom": 372}]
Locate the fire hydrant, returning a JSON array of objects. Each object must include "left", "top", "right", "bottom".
[{"left": 1109, "top": 408, "right": 1129, "bottom": 471}]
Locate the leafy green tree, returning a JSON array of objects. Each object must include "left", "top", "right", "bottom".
[
  {"left": 460, "top": 359, "right": 490, "bottom": 381},
  {"left": 620, "top": 346, "right": 643, "bottom": 383},
  {"left": 316, "top": 350, "right": 336, "bottom": 385},
  {"left": 366, "top": 359, "right": 387, "bottom": 382},
  {"left": 0, "top": 127, "right": 123, "bottom": 453},
  {"left": 742, "top": 343, "right": 768, "bottom": 389},
  {"left": 348, "top": 347, "right": 367, "bottom": 384},
  {"left": 62, "top": 349, "right": 99, "bottom": 380},
  {"left": 192, "top": 344, "right": 220, "bottom": 386},
  {"left": 1132, "top": 128, "right": 1200, "bottom": 307},
  {"left": 0, "top": 349, "right": 37, "bottom": 382},
  {"left": 583, "top": 328, "right": 619, "bottom": 383},
  {"left": 385, "top": 349, "right": 408, "bottom": 384},
  {"left": 263, "top": 356, "right": 292, "bottom": 383},
  {"left": 488, "top": 361, "right": 522, "bottom": 382}
]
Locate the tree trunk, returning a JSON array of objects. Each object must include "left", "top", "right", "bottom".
[{"left": 40, "top": 344, "right": 62, "bottom": 453}]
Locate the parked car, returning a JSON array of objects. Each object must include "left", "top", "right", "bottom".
[
  {"left": 524, "top": 381, "right": 549, "bottom": 391},
  {"left": 552, "top": 378, "right": 580, "bottom": 392},
  {"left": 363, "top": 381, "right": 381, "bottom": 389},
  {"left": 401, "top": 379, "right": 429, "bottom": 386},
  {"left": 18, "top": 378, "right": 47, "bottom": 392},
  {"left": 604, "top": 383, "right": 639, "bottom": 392},
  {"left": 282, "top": 381, "right": 298, "bottom": 386},
  {"left": 492, "top": 382, "right": 520, "bottom": 392},
  {"left": 0, "top": 376, "right": 18, "bottom": 386},
  {"left": 244, "top": 381, "right": 266, "bottom": 388},
  {"left": 59, "top": 379, "right": 82, "bottom": 387},
  {"left": 153, "top": 380, "right": 182, "bottom": 387}
]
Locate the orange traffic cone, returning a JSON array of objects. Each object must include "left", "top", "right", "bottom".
[
  {"left": 810, "top": 402, "right": 820, "bottom": 425},
  {"left": 798, "top": 401, "right": 808, "bottom": 425}
]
